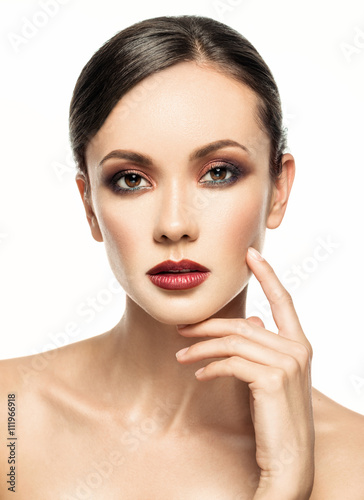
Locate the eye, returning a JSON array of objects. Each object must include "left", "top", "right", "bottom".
[
  {"left": 109, "top": 161, "right": 243, "bottom": 194},
  {"left": 199, "top": 163, "right": 241, "bottom": 185},
  {"left": 112, "top": 171, "right": 151, "bottom": 192}
]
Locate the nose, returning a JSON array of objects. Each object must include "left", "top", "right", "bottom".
[{"left": 153, "top": 181, "right": 199, "bottom": 243}]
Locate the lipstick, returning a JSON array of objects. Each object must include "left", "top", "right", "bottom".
[{"left": 146, "top": 259, "right": 210, "bottom": 290}]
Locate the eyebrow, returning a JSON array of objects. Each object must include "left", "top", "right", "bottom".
[{"left": 98, "top": 139, "right": 251, "bottom": 168}]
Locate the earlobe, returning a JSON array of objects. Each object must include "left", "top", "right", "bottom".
[
  {"left": 75, "top": 173, "right": 103, "bottom": 243},
  {"left": 266, "top": 153, "right": 295, "bottom": 230}
]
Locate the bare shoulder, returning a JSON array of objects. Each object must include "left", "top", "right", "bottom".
[
  {"left": 0, "top": 335, "right": 109, "bottom": 497},
  {"left": 0, "top": 345, "right": 73, "bottom": 435},
  {"left": 0, "top": 355, "right": 30, "bottom": 424},
  {"left": 0, "top": 336, "right": 97, "bottom": 440},
  {"left": 0, "top": 337, "right": 88, "bottom": 391},
  {"left": 311, "top": 387, "right": 364, "bottom": 499},
  {"left": 0, "top": 354, "right": 38, "bottom": 483}
]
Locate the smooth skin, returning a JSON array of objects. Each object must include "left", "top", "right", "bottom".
[
  {"left": 176, "top": 247, "right": 315, "bottom": 498},
  {"left": 1, "top": 61, "right": 364, "bottom": 499}
]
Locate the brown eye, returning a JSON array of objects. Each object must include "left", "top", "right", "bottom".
[
  {"left": 113, "top": 171, "right": 151, "bottom": 191},
  {"left": 200, "top": 165, "right": 235, "bottom": 184},
  {"left": 209, "top": 167, "right": 227, "bottom": 181},
  {"left": 124, "top": 173, "right": 142, "bottom": 187}
]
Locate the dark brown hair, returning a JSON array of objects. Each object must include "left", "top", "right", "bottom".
[{"left": 69, "top": 15, "right": 287, "bottom": 193}]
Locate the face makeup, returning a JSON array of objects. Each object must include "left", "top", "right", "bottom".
[{"left": 83, "top": 61, "right": 273, "bottom": 325}]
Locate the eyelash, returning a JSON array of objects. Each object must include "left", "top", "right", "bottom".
[{"left": 109, "top": 162, "right": 244, "bottom": 194}]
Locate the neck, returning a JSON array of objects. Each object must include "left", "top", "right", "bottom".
[{"left": 101, "top": 286, "right": 254, "bottom": 436}]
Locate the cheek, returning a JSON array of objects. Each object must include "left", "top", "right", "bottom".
[
  {"left": 95, "top": 201, "right": 149, "bottom": 276},
  {"left": 204, "top": 187, "right": 268, "bottom": 255},
  {"left": 233, "top": 196, "right": 266, "bottom": 248}
]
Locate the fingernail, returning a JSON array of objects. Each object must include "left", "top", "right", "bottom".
[
  {"left": 175, "top": 347, "right": 189, "bottom": 358},
  {"left": 248, "top": 247, "right": 264, "bottom": 261},
  {"left": 195, "top": 367, "right": 205, "bottom": 377}
]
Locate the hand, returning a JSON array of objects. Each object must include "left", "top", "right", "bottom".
[{"left": 175, "top": 247, "right": 315, "bottom": 499}]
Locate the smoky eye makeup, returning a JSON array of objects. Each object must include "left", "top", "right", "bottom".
[
  {"left": 198, "top": 160, "right": 247, "bottom": 187},
  {"left": 102, "top": 157, "right": 250, "bottom": 194}
]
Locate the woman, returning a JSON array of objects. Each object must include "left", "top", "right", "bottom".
[{"left": 1, "top": 14, "right": 364, "bottom": 499}]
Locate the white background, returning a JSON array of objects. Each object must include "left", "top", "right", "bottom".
[{"left": 0, "top": 0, "right": 363, "bottom": 414}]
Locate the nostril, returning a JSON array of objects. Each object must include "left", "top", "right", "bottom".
[{"left": 161, "top": 233, "right": 189, "bottom": 240}]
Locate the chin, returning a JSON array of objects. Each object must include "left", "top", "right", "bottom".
[
  {"left": 130, "top": 284, "right": 247, "bottom": 327},
  {"left": 143, "top": 301, "right": 218, "bottom": 326}
]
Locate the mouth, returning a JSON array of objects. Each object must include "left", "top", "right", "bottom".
[
  {"left": 146, "top": 260, "right": 210, "bottom": 290},
  {"left": 146, "top": 259, "right": 210, "bottom": 275}
]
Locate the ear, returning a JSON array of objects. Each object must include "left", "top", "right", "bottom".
[
  {"left": 266, "top": 153, "right": 295, "bottom": 229},
  {"left": 75, "top": 173, "right": 103, "bottom": 242}
]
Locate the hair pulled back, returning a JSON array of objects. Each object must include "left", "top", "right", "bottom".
[{"left": 69, "top": 15, "right": 287, "bottom": 189}]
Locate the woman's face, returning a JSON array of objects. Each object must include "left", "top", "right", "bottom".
[{"left": 80, "top": 61, "right": 281, "bottom": 325}]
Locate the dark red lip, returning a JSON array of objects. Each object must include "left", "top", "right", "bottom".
[{"left": 147, "top": 259, "right": 210, "bottom": 275}]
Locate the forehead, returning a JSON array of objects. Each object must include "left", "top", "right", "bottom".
[{"left": 86, "top": 61, "right": 270, "bottom": 168}]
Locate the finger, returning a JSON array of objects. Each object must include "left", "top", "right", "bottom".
[
  {"left": 246, "top": 316, "right": 265, "bottom": 328},
  {"left": 177, "top": 317, "right": 273, "bottom": 340},
  {"left": 246, "top": 247, "right": 306, "bottom": 344},
  {"left": 175, "top": 335, "right": 303, "bottom": 371},
  {"left": 177, "top": 318, "right": 309, "bottom": 360},
  {"left": 194, "top": 355, "right": 272, "bottom": 383},
  {"left": 177, "top": 316, "right": 265, "bottom": 331}
]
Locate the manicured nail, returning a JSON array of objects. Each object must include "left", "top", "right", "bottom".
[
  {"left": 248, "top": 247, "right": 264, "bottom": 261},
  {"left": 195, "top": 367, "right": 205, "bottom": 377},
  {"left": 175, "top": 347, "right": 189, "bottom": 358}
]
